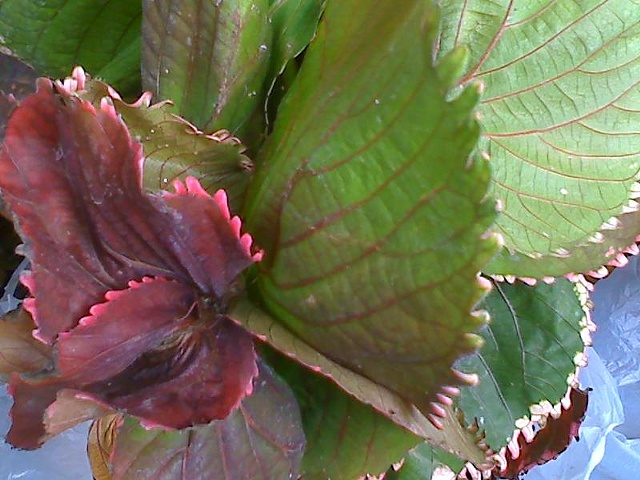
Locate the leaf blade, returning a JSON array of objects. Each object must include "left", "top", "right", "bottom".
[
  {"left": 106, "top": 361, "right": 305, "bottom": 480},
  {"left": 440, "top": 0, "right": 640, "bottom": 276},
  {"left": 244, "top": 0, "right": 499, "bottom": 418},
  {"left": 141, "top": 0, "right": 270, "bottom": 135},
  {"left": 456, "top": 279, "right": 586, "bottom": 450}
]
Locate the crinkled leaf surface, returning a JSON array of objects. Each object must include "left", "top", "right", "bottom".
[
  {"left": 0, "top": 0, "right": 141, "bottom": 92},
  {"left": 0, "top": 308, "right": 50, "bottom": 380},
  {"left": 79, "top": 77, "right": 253, "bottom": 210},
  {"left": 455, "top": 279, "right": 585, "bottom": 450},
  {"left": 103, "top": 362, "right": 305, "bottom": 480},
  {"left": 142, "top": 0, "right": 270, "bottom": 136},
  {"left": 261, "top": 346, "right": 420, "bottom": 480},
  {"left": 439, "top": 0, "right": 640, "bottom": 276},
  {"left": 244, "top": 0, "right": 499, "bottom": 417},
  {"left": 385, "top": 443, "right": 465, "bottom": 480},
  {"left": 497, "top": 387, "right": 589, "bottom": 478},
  {"left": 230, "top": 301, "right": 489, "bottom": 466}
]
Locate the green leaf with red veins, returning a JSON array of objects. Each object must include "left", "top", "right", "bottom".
[
  {"left": 142, "top": 0, "right": 270, "bottom": 137},
  {"left": 0, "top": 0, "right": 141, "bottom": 92},
  {"left": 63, "top": 73, "right": 253, "bottom": 212},
  {"left": 438, "top": 0, "right": 640, "bottom": 277},
  {"left": 106, "top": 362, "right": 305, "bottom": 480},
  {"left": 261, "top": 347, "right": 421, "bottom": 480},
  {"left": 455, "top": 279, "right": 586, "bottom": 450},
  {"left": 230, "top": 300, "right": 490, "bottom": 467},
  {"left": 243, "top": 0, "right": 499, "bottom": 420}
]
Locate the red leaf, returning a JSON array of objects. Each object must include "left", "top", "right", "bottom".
[
  {"left": 495, "top": 387, "right": 589, "bottom": 479},
  {"left": 107, "top": 361, "right": 305, "bottom": 480},
  {"left": 6, "top": 374, "right": 62, "bottom": 449},
  {"left": 7, "top": 277, "right": 258, "bottom": 448},
  {"left": 0, "top": 79, "right": 259, "bottom": 342}
]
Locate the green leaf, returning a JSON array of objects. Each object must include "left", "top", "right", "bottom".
[
  {"left": 262, "top": 347, "right": 420, "bottom": 480},
  {"left": 0, "top": 0, "right": 141, "bottom": 91},
  {"left": 439, "top": 0, "right": 640, "bottom": 276},
  {"left": 244, "top": 0, "right": 499, "bottom": 418},
  {"left": 106, "top": 361, "right": 305, "bottom": 480},
  {"left": 141, "top": 0, "right": 270, "bottom": 137},
  {"left": 78, "top": 77, "right": 253, "bottom": 211},
  {"left": 96, "top": 36, "right": 142, "bottom": 96},
  {"left": 230, "top": 300, "right": 490, "bottom": 467},
  {"left": 266, "top": 0, "right": 324, "bottom": 84},
  {"left": 456, "top": 279, "right": 586, "bottom": 450},
  {"left": 385, "top": 443, "right": 465, "bottom": 480}
]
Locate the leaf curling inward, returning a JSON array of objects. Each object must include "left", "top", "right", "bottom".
[
  {"left": 0, "top": 78, "right": 263, "bottom": 448},
  {"left": 58, "top": 68, "right": 254, "bottom": 212},
  {"left": 438, "top": 0, "right": 640, "bottom": 277},
  {"left": 243, "top": 0, "right": 500, "bottom": 431}
]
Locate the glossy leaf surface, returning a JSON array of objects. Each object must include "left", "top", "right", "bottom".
[
  {"left": 0, "top": 0, "right": 141, "bottom": 91},
  {"left": 244, "top": 0, "right": 499, "bottom": 417},
  {"left": 142, "top": 0, "right": 270, "bottom": 135},
  {"left": 456, "top": 280, "right": 585, "bottom": 449}
]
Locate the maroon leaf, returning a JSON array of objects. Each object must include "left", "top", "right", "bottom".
[
  {"left": 7, "top": 277, "right": 258, "bottom": 448},
  {"left": 495, "top": 387, "right": 589, "bottom": 479},
  {"left": 107, "top": 361, "right": 305, "bottom": 480},
  {"left": 7, "top": 375, "right": 62, "bottom": 449},
  {"left": 0, "top": 79, "right": 259, "bottom": 342},
  {"left": 0, "top": 78, "right": 263, "bottom": 449}
]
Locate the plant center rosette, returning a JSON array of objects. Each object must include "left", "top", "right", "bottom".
[{"left": 0, "top": 76, "right": 263, "bottom": 449}]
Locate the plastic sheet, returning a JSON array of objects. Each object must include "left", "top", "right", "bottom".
[
  {"left": 0, "top": 258, "right": 92, "bottom": 479},
  {"left": 526, "top": 256, "right": 640, "bottom": 479},
  {"left": 0, "top": 385, "right": 92, "bottom": 480}
]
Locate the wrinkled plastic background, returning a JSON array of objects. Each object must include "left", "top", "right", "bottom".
[
  {"left": 2, "top": 255, "right": 640, "bottom": 478},
  {"left": 526, "top": 256, "right": 640, "bottom": 480}
]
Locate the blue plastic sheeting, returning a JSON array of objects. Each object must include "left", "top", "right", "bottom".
[
  {"left": 0, "top": 384, "right": 92, "bottom": 480},
  {"left": 526, "top": 256, "right": 640, "bottom": 480},
  {"left": 2, "top": 256, "right": 640, "bottom": 478}
]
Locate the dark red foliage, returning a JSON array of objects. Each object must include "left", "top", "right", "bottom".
[
  {"left": 495, "top": 387, "right": 589, "bottom": 479},
  {"left": 0, "top": 79, "right": 261, "bottom": 448}
]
